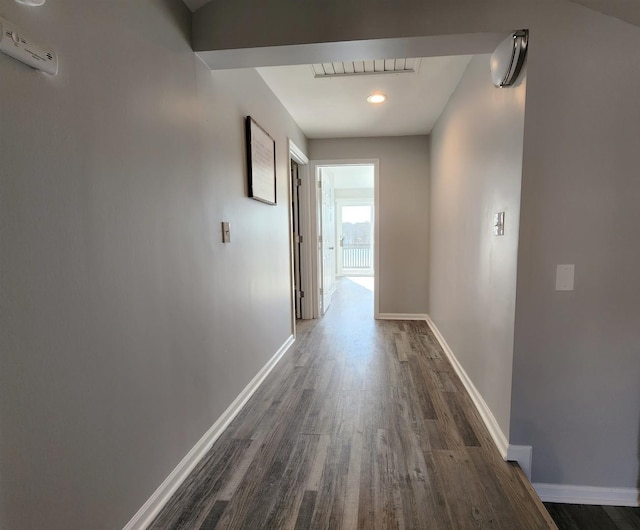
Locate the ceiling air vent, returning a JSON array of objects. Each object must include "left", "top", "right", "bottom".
[{"left": 311, "top": 58, "right": 421, "bottom": 78}]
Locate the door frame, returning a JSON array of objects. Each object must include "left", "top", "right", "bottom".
[
  {"left": 288, "top": 139, "right": 313, "bottom": 330},
  {"left": 318, "top": 167, "right": 337, "bottom": 314},
  {"left": 291, "top": 159, "right": 303, "bottom": 320},
  {"left": 309, "top": 159, "right": 380, "bottom": 319}
]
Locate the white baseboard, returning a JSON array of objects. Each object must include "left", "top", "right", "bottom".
[
  {"left": 534, "top": 483, "right": 640, "bottom": 507},
  {"left": 423, "top": 317, "right": 640, "bottom": 507},
  {"left": 507, "top": 444, "right": 533, "bottom": 480},
  {"left": 424, "top": 316, "right": 509, "bottom": 459},
  {"left": 377, "top": 313, "right": 430, "bottom": 321},
  {"left": 123, "top": 335, "right": 295, "bottom": 530}
]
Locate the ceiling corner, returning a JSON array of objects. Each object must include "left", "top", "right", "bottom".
[{"left": 182, "top": 0, "right": 212, "bottom": 12}]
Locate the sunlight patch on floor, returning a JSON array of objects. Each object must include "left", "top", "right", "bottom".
[{"left": 346, "top": 276, "right": 374, "bottom": 292}]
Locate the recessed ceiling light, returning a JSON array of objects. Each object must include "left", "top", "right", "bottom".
[{"left": 367, "top": 93, "right": 387, "bottom": 104}]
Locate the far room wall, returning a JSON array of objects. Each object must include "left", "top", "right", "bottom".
[{"left": 310, "top": 136, "right": 430, "bottom": 316}]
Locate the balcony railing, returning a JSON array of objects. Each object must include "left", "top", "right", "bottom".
[{"left": 342, "top": 243, "right": 372, "bottom": 269}]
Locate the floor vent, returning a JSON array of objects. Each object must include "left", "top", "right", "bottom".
[{"left": 311, "top": 58, "right": 421, "bottom": 78}]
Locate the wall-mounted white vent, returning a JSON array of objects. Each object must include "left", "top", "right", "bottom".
[{"left": 311, "top": 58, "right": 421, "bottom": 78}]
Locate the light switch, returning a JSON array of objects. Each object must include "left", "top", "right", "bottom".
[
  {"left": 221, "top": 222, "right": 231, "bottom": 243},
  {"left": 494, "top": 212, "right": 505, "bottom": 236},
  {"left": 555, "top": 264, "right": 574, "bottom": 291}
]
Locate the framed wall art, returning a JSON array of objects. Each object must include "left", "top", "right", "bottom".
[{"left": 245, "top": 116, "right": 276, "bottom": 205}]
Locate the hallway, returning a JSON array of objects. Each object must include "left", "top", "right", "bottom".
[{"left": 151, "top": 278, "right": 555, "bottom": 529}]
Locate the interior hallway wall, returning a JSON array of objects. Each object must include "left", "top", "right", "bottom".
[
  {"left": 429, "top": 55, "right": 526, "bottom": 439},
  {"left": 309, "top": 136, "right": 430, "bottom": 315},
  {"left": 203, "top": 0, "right": 640, "bottom": 493},
  {"left": 511, "top": 6, "right": 640, "bottom": 489},
  {"left": 0, "top": 1, "right": 307, "bottom": 528}
]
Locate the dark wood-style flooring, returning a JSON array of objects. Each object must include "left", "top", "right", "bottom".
[
  {"left": 150, "top": 277, "right": 556, "bottom": 529},
  {"left": 545, "top": 503, "right": 640, "bottom": 530}
]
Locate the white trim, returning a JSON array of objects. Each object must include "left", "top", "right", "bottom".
[
  {"left": 288, "top": 144, "right": 298, "bottom": 331},
  {"left": 288, "top": 139, "right": 312, "bottom": 321},
  {"left": 377, "top": 313, "right": 430, "bottom": 321},
  {"left": 425, "top": 316, "right": 509, "bottom": 459},
  {"left": 317, "top": 167, "right": 336, "bottom": 315},
  {"left": 507, "top": 445, "right": 532, "bottom": 480},
  {"left": 309, "top": 163, "right": 320, "bottom": 318},
  {"left": 373, "top": 161, "right": 380, "bottom": 319},
  {"left": 534, "top": 483, "right": 640, "bottom": 507},
  {"left": 298, "top": 162, "right": 313, "bottom": 320},
  {"left": 289, "top": 138, "right": 309, "bottom": 165},
  {"left": 123, "top": 335, "right": 296, "bottom": 530}
]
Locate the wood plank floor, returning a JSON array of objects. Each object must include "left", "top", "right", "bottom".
[
  {"left": 150, "top": 277, "right": 556, "bottom": 529},
  {"left": 545, "top": 503, "right": 640, "bottom": 530}
]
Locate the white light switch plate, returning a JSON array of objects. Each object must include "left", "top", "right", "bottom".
[
  {"left": 221, "top": 222, "right": 231, "bottom": 243},
  {"left": 555, "top": 264, "right": 575, "bottom": 291},
  {"left": 494, "top": 212, "right": 505, "bottom": 236}
]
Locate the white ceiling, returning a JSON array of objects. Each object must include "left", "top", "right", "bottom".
[
  {"left": 182, "top": 0, "right": 638, "bottom": 138},
  {"left": 257, "top": 55, "right": 472, "bottom": 139}
]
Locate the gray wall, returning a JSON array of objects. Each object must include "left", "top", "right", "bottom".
[
  {"left": 2, "top": 4, "right": 640, "bottom": 529},
  {"left": 429, "top": 55, "right": 526, "bottom": 438},
  {"left": 0, "top": 1, "right": 306, "bottom": 529},
  {"left": 192, "top": 0, "right": 542, "bottom": 53},
  {"left": 203, "top": 0, "right": 640, "bottom": 493},
  {"left": 310, "top": 137, "right": 430, "bottom": 315},
  {"left": 511, "top": 5, "right": 640, "bottom": 487}
]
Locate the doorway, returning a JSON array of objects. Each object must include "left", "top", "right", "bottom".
[
  {"left": 291, "top": 160, "right": 303, "bottom": 320},
  {"left": 312, "top": 161, "right": 378, "bottom": 317},
  {"left": 288, "top": 139, "right": 312, "bottom": 330}
]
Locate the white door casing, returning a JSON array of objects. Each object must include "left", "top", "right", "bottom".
[
  {"left": 319, "top": 168, "right": 336, "bottom": 314},
  {"left": 288, "top": 139, "right": 311, "bottom": 327}
]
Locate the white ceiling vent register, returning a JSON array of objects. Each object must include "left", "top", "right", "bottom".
[{"left": 312, "top": 58, "right": 421, "bottom": 78}]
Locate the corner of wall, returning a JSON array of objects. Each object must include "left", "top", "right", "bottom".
[{"left": 506, "top": 444, "right": 533, "bottom": 480}]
